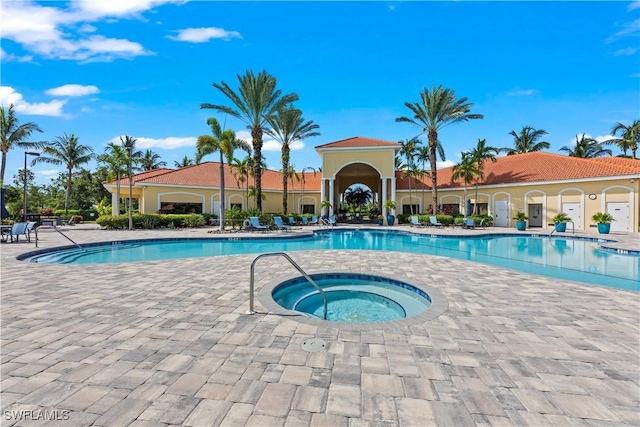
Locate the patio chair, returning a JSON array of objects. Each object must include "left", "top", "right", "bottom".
[
  {"left": 463, "top": 218, "right": 476, "bottom": 229},
  {"left": 429, "top": 216, "right": 444, "bottom": 228},
  {"left": 301, "top": 217, "right": 309, "bottom": 225},
  {"left": 2, "top": 222, "right": 29, "bottom": 242},
  {"left": 249, "top": 217, "right": 268, "bottom": 232},
  {"left": 288, "top": 217, "right": 297, "bottom": 226},
  {"left": 309, "top": 215, "right": 319, "bottom": 225},
  {"left": 410, "top": 215, "right": 425, "bottom": 228},
  {"left": 273, "top": 216, "right": 291, "bottom": 232}
]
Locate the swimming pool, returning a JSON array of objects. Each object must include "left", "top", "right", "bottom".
[{"left": 21, "top": 229, "right": 639, "bottom": 291}]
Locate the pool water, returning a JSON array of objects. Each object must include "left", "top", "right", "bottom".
[
  {"left": 272, "top": 274, "right": 432, "bottom": 322},
  {"left": 23, "top": 229, "right": 639, "bottom": 291}
]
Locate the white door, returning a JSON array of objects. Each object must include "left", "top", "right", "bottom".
[
  {"left": 562, "top": 203, "right": 582, "bottom": 230},
  {"left": 494, "top": 200, "right": 509, "bottom": 227},
  {"left": 607, "top": 202, "right": 629, "bottom": 232},
  {"left": 213, "top": 200, "right": 221, "bottom": 217}
]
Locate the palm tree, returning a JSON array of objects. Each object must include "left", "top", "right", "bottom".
[
  {"left": 0, "top": 104, "right": 43, "bottom": 185},
  {"left": 231, "top": 155, "right": 252, "bottom": 208},
  {"left": 196, "top": 117, "right": 251, "bottom": 231},
  {"left": 396, "top": 85, "right": 483, "bottom": 213},
  {"left": 32, "top": 133, "right": 94, "bottom": 213},
  {"left": 174, "top": 156, "right": 194, "bottom": 168},
  {"left": 401, "top": 163, "right": 422, "bottom": 215},
  {"left": 97, "top": 142, "right": 127, "bottom": 214},
  {"left": 141, "top": 149, "right": 167, "bottom": 171},
  {"left": 560, "top": 134, "right": 612, "bottom": 158},
  {"left": 265, "top": 105, "right": 320, "bottom": 213},
  {"left": 398, "top": 138, "right": 419, "bottom": 214},
  {"left": 283, "top": 164, "right": 301, "bottom": 214},
  {"left": 344, "top": 186, "right": 372, "bottom": 216},
  {"left": 451, "top": 152, "right": 481, "bottom": 216},
  {"left": 415, "top": 145, "right": 432, "bottom": 212},
  {"left": 201, "top": 69, "right": 299, "bottom": 211},
  {"left": 120, "top": 135, "right": 141, "bottom": 223},
  {"left": 609, "top": 120, "right": 639, "bottom": 159},
  {"left": 503, "top": 126, "right": 550, "bottom": 155},
  {"left": 469, "top": 138, "right": 499, "bottom": 214}
]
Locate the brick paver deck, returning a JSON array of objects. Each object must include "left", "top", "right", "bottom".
[{"left": 1, "top": 224, "right": 638, "bottom": 426}]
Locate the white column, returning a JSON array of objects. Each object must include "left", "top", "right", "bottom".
[
  {"left": 390, "top": 177, "right": 396, "bottom": 215},
  {"left": 320, "top": 179, "right": 326, "bottom": 215},
  {"left": 328, "top": 179, "right": 335, "bottom": 216},
  {"left": 112, "top": 192, "right": 119, "bottom": 216},
  {"left": 382, "top": 178, "right": 388, "bottom": 217}
]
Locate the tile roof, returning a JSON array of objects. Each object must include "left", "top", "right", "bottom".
[
  {"left": 315, "top": 136, "right": 401, "bottom": 149},
  {"left": 106, "top": 153, "right": 639, "bottom": 192},
  {"left": 428, "top": 152, "right": 640, "bottom": 190},
  {"left": 106, "top": 162, "right": 322, "bottom": 192}
]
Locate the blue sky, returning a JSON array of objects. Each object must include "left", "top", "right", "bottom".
[{"left": 1, "top": 0, "right": 639, "bottom": 185}]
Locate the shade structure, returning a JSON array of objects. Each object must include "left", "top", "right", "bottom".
[{"left": 1, "top": 188, "right": 9, "bottom": 220}]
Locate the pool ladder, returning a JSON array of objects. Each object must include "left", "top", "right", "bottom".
[
  {"left": 549, "top": 221, "right": 575, "bottom": 237},
  {"left": 247, "top": 252, "right": 328, "bottom": 320}
]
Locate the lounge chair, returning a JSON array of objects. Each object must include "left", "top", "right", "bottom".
[
  {"left": 249, "top": 216, "right": 268, "bottom": 232},
  {"left": 273, "top": 216, "right": 291, "bottom": 232},
  {"left": 429, "top": 216, "right": 444, "bottom": 228},
  {"left": 2, "top": 222, "right": 29, "bottom": 242},
  {"left": 410, "top": 215, "right": 425, "bottom": 228},
  {"left": 301, "top": 217, "right": 309, "bottom": 225},
  {"left": 321, "top": 214, "right": 337, "bottom": 227},
  {"left": 309, "top": 215, "right": 319, "bottom": 225},
  {"left": 463, "top": 218, "right": 476, "bottom": 229},
  {"left": 288, "top": 217, "right": 297, "bottom": 226}
]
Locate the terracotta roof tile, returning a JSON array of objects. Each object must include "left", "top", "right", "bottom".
[{"left": 315, "top": 136, "right": 401, "bottom": 149}]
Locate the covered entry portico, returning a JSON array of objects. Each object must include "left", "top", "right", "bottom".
[{"left": 315, "top": 137, "right": 401, "bottom": 221}]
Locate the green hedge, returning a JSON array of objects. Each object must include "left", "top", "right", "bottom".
[
  {"left": 96, "top": 213, "right": 210, "bottom": 229},
  {"left": 53, "top": 209, "right": 99, "bottom": 221}
]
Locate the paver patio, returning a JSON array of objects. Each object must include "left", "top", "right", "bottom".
[{"left": 1, "top": 224, "right": 638, "bottom": 426}]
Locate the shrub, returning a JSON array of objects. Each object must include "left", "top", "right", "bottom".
[
  {"left": 70, "top": 215, "right": 83, "bottom": 224},
  {"left": 40, "top": 208, "right": 54, "bottom": 216},
  {"left": 183, "top": 213, "right": 206, "bottom": 227}
]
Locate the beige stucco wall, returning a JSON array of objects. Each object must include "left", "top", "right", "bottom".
[{"left": 321, "top": 149, "right": 396, "bottom": 178}]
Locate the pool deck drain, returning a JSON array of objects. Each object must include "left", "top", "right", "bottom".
[
  {"left": 1, "top": 224, "right": 638, "bottom": 426},
  {"left": 301, "top": 339, "right": 327, "bottom": 352}
]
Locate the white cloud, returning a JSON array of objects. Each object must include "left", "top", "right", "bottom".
[
  {"left": 46, "top": 84, "right": 99, "bottom": 97},
  {"left": 506, "top": 89, "right": 537, "bottom": 96},
  {"left": 0, "top": 86, "right": 66, "bottom": 117},
  {"left": 36, "top": 169, "right": 61, "bottom": 177},
  {"left": 606, "top": 18, "right": 640, "bottom": 43},
  {"left": 437, "top": 160, "right": 455, "bottom": 170},
  {"left": 110, "top": 136, "right": 197, "bottom": 149},
  {"left": 0, "top": 47, "right": 33, "bottom": 63},
  {"left": 167, "top": 27, "right": 242, "bottom": 43},
  {"left": 569, "top": 133, "right": 614, "bottom": 145},
  {"left": 614, "top": 47, "right": 638, "bottom": 56},
  {"left": 629, "top": 2, "right": 640, "bottom": 11},
  {"left": 1, "top": 0, "right": 169, "bottom": 62},
  {"left": 263, "top": 139, "right": 304, "bottom": 152}
]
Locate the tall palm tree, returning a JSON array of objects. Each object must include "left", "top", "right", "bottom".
[
  {"left": 32, "top": 133, "right": 94, "bottom": 213},
  {"left": 398, "top": 138, "right": 419, "bottom": 214},
  {"left": 201, "top": 69, "right": 299, "bottom": 211},
  {"left": 396, "top": 85, "right": 483, "bottom": 213},
  {"left": 97, "top": 142, "right": 127, "bottom": 214},
  {"left": 120, "top": 135, "right": 141, "bottom": 221},
  {"left": 174, "top": 156, "right": 194, "bottom": 168},
  {"left": 344, "top": 186, "right": 372, "bottom": 215},
  {"left": 451, "top": 152, "right": 481, "bottom": 216},
  {"left": 401, "top": 162, "right": 422, "bottom": 215},
  {"left": 141, "top": 149, "right": 167, "bottom": 171},
  {"left": 231, "top": 155, "right": 253, "bottom": 208},
  {"left": 609, "top": 120, "right": 639, "bottom": 159},
  {"left": 0, "top": 104, "right": 43, "bottom": 185},
  {"left": 283, "top": 164, "right": 301, "bottom": 214},
  {"left": 265, "top": 105, "right": 320, "bottom": 213},
  {"left": 196, "top": 117, "right": 251, "bottom": 231},
  {"left": 503, "top": 126, "right": 550, "bottom": 155},
  {"left": 469, "top": 138, "right": 499, "bottom": 214},
  {"left": 560, "top": 134, "right": 612, "bottom": 158}
]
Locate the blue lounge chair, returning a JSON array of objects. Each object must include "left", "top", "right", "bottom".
[
  {"left": 249, "top": 217, "right": 268, "bottom": 232},
  {"left": 301, "top": 217, "right": 309, "bottom": 225},
  {"left": 410, "top": 215, "right": 425, "bottom": 228},
  {"left": 322, "top": 214, "right": 337, "bottom": 227},
  {"left": 288, "top": 217, "right": 296, "bottom": 226},
  {"left": 463, "top": 218, "right": 476, "bottom": 229},
  {"left": 2, "top": 222, "right": 29, "bottom": 242},
  {"left": 273, "top": 216, "right": 291, "bottom": 232},
  {"left": 429, "top": 216, "right": 444, "bottom": 228},
  {"left": 309, "top": 215, "right": 318, "bottom": 225}
]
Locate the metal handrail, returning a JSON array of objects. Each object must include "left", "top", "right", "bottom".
[
  {"left": 247, "top": 252, "right": 328, "bottom": 320},
  {"left": 549, "top": 220, "right": 575, "bottom": 237},
  {"left": 35, "top": 225, "right": 84, "bottom": 251}
]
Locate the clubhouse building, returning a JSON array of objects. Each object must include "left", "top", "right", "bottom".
[{"left": 104, "top": 136, "right": 640, "bottom": 233}]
